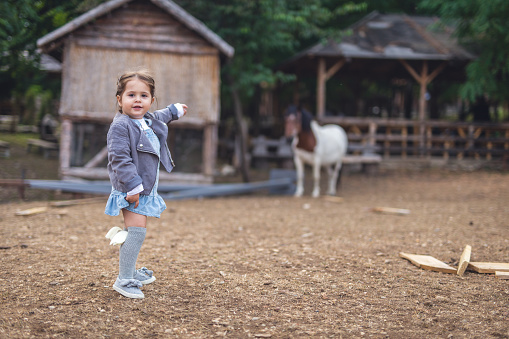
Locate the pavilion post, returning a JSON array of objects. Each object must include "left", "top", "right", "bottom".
[
  {"left": 399, "top": 60, "right": 447, "bottom": 154},
  {"left": 316, "top": 58, "right": 326, "bottom": 120},
  {"left": 316, "top": 58, "right": 346, "bottom": 120}
]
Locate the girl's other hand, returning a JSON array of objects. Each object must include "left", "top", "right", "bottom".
[
  {"left": 126, "top": 193, "right": 140, "bottom": 208},
  {"left": 181, "top": 104, "right": 188, "bottom": 116}
]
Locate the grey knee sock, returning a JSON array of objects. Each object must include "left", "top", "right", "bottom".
[{"left": 118, "top": 227, "right": 146, "bottom": 280}]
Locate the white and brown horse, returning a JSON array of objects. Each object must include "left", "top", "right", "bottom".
[{"left": 284, "top": 105, "right": 348, "bottom": 197}]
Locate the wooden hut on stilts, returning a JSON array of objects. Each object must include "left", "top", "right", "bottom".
[{"left": 37, "top": 0, "right": 234, "bottom": 183}]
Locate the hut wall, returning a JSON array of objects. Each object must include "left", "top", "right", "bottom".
[
  {"left": 60, "top": 44, "right": 220, "bottom": 122},
  {"left": 59, "top": 0, "right": 220, "bottom": 123}
]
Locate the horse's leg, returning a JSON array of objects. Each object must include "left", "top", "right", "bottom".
[
  {"left": 326, "top": 164, "right": 335, "bottom": 195},
  {"left": 327, "top": 161, "right": 342, "bottom": 195},
  {"left": 294, "top": 155, "right": 305, "bottom": 197},
  {"left": 311, "top": 159, "right": 321, "bottom": 198}
]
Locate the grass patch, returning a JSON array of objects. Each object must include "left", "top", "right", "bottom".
[{"left": 0, "top": 132, "right": 39, "bottom": 146}]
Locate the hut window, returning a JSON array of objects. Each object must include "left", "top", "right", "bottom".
[
  {"left": 70, "top": 122, "right": 108, "bottom": 167},
  {"left": 168, "top": 127, "right": 204, "bottom": 173}
]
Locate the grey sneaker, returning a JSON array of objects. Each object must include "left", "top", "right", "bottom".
[
  {"left": 113, "top": 278, "right": 144, "bottom": 299},
  {"left": 134, "top": 267, "right": 156, "bottom": 285}
]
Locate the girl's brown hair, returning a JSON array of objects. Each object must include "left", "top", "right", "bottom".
[{"left": 116, "top": 69, "right": 156, "bottom": 113}]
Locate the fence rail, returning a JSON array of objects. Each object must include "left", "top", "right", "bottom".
[{"left": 320, "top": 117, "right": 509, "bottom": 160}]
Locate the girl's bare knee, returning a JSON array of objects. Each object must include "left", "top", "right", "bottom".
[{"left": 122, "top": 209, "right": 147, "bottom": 228}]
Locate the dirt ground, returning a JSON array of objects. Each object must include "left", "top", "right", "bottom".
[{"left": 1, "top": 141, "right": 509, "bottom": 338}]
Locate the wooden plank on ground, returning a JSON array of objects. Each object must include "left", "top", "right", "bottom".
[
  {"left": 468, "top": 262, "right": 509, "bottom": 274},
  {"left": 372, "top": 207, "right": 410, "bottom": 215},
  {"left": 399, "top": 252, "right": 457, "bottom": 274},
  {"left": 15, "top": 206, "right": 48, "bottom": 216},
  {"left": 50, "top": 196, "right": 105, "bottom": 207},
  {"left": 457, "top": 245, "right": 472, "bottom": 276},
  {"left": 321, "top": 196, "right": 344, "bottom": 203},
  {"left": 495, "top": 271, "right": 509, "bottom": 279}
]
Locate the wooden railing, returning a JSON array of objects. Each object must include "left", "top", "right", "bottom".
[{"left": 320, "top": 117, "right": 509, "bottom": 160}]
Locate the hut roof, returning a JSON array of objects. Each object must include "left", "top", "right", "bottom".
[
  {"left": 40, "top": 53, "right": 62, "bottom": 73},
  {"left": 284, "top": 11, "right": 474, "bottom": 65},
  {"left": 37, "top": 0, "right": 234, "bottom": 58}
]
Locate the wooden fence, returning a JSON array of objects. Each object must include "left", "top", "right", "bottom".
[{"left": 320, "top": 117, "right": 509, "bottom": 161}]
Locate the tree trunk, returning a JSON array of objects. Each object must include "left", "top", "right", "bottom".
[{"left": 227, "top": 74, "right": 250, "bottom": 183}]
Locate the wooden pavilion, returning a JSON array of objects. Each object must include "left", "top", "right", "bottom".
[
  {"left": 280, "top": 11, "right": 475, "bottom": 122},
  {"left": 37, "top": 0, "right": 234, "bottom": 183},
  {"left": 272, "top": 12, "right": 509, "bottom": 163}
]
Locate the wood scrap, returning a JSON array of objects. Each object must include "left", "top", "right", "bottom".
[
  {"left": 495, "top": 271, "right": 509, "bottom": 279},
  {"left": 372, "top": 207, "right": 410, "bottom": 215},
  {"left": 50, "top": 197, "right": 105, "bottom": 207},
  {"left": 457, "top": 245, "right": 472, "bottom": 276},
  {"left": 321, "top": 196, "right": 344, "bottom": 203},
  {"left": 468, "top": 262, "right": 509, "bottom": 274},
  {"left": 399, "top": 252, "right": 456, "bottom": 274},
  {"left": 15, "top": 206, "right": 48, "bottom": 216}
]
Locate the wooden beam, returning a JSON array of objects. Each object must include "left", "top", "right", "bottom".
[
  {"left": 399, "top": 252, "right": 457, "bottom": 274},
  {"left": 325, "top": 59, "right": 345, "bottom": 81},
  {"left": 84, "top": 146, "right": 108, "bottom": 168},
  {"left": 457, "top": 245, "right": 472, "bottom": 276},
  {"left": 59, "top": 118, "right": 72, "bottom": 172},
  {"left": 427, "top": 62, "right": 447, "bottom": 83},
  {"left": 399, "top": 59, "right": 421, "bottom": 83},
  {"left": 50, "top": 197, "right": 106, "bottom": 207},
  {"left": 316, "top": 58, "right": 326, "bottom": 119},
  {"left": 403, "top": 16, "right": 450, "bottom": 55},
  {"left": 418, "top": 60, "right": 428, "bottom": 122},
  {"left": 372, "top": 207, "right": 410, "bottom": 215},
  {"left": 161, "top": 178, "right": 294, "bottom": 200},
  {"left": 15, "top": 207, "right": 49, "bottom": 216},
  {"left": 495, "top": 271, "right": 509, "bottom": 279},
  {"left": 468, "top": 262, "right": 509, "bottom": 274},
  {"left": 399, "top": 60, "right": 447, "bottom": 121},
  {"left": 0, "top": 179, "right": 28, "bottom": 199},
  {"left": 317, "top": 58, "right": 346, "bottom": 120},
  {"left": 74, "top": 37, "right": 219, "bottom": 56},
  {"left": 203, "top": 124, "right": 217, "bottom": 177}
]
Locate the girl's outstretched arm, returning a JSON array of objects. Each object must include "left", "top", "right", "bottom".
[{"left": 152, "top": 103, "right": 187, "bottom": 123}]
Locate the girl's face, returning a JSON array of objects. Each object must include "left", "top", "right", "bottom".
[{"left": 117, "top": 78, "right": 154, "bottom": 119}]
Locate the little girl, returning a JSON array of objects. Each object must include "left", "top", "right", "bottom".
[{"left": 104, "top": 70, "right": 187, "bottom": 299}]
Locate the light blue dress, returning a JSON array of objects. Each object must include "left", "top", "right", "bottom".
[{"left": 104, "top": 119, "right": 167, "bottom": 218}]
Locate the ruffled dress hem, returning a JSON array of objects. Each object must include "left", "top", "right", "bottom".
[{"left": 104, "top": 192, "right": 166, "bottom": 218}]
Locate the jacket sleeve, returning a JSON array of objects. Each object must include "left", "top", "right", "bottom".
[
  {"left": 107, "top": 123, "right": 142, "bottom": 191},
  {"left": 152, "top": 104, "right": 179, "bottom": 124}
]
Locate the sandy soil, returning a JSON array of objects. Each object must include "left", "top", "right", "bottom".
[{"left": 1, "top": 168, "right": 509, "bottom": 338}]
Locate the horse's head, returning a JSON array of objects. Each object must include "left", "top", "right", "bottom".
[
  {"left": 284, "top": 105, "right": 302, "bottom": 141},
  {"left": 284, "top": 105, "right": 315, "bottom": 142}
]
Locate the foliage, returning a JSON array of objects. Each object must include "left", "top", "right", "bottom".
[
  {"left": 174, "top": 0, "right": 366, "bottom": 115},
  {"left": 0, "top": 0, "right": 42, "bottom": 99},
  {"left": 419, "top": 0, "right": 509, "bottom": 103},
  {"left": 0, "top": 0, "right": 94, "bottom": 115}
]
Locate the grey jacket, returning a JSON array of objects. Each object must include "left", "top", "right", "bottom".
[{"left": 106, "top": 105, "right": 179, "bottom": 195}]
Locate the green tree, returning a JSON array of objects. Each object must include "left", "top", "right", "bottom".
[
  {"left": 0, "top": 0, "right": 99, "bottom": 119},
  {"left": 419, "top": 0, "right": 509, "bottom": 105}
]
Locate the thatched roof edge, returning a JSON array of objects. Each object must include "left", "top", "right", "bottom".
[
  {"left": 150, "top": 0, "right": 234, "bottom": 58},
  {"left": 37, "top": 0, "right": 130, "bottom": 48},
  {"left": 37, "top": 0, "right": 234, "bottom": 58}
]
